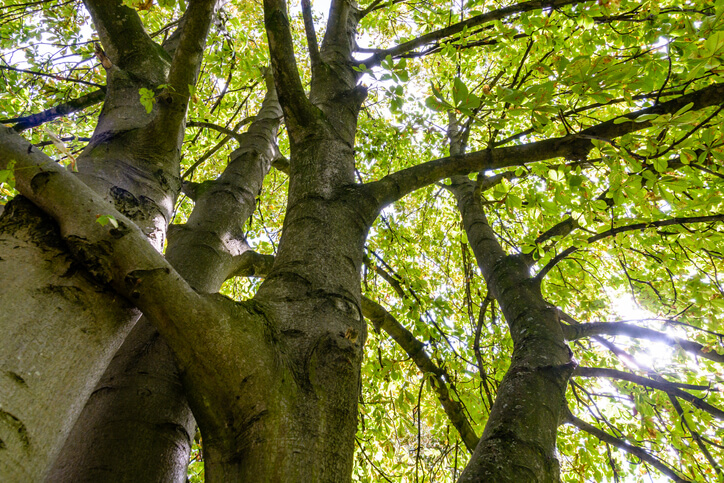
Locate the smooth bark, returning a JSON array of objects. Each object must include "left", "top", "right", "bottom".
[
  {"left": 0, "top": 199, "right": 138, "bottom": 481},
  {"left": 49, "top": 71, "right": 283, "bottom": 482}
]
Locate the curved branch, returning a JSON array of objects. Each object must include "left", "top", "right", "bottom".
[
  {"left": 364, "top": 82, "right": 724, "bottom": 214},
  {"left": 82, "top": 0, "right": 167, "bottom": 78},
  {"left": 187, "top": 118, "right": 256, "bottom": 144},
  {"left": 168, "top": 73, "right": 283, "bottom": 289},
  {"left": 358, "top": 0, "right": 405, "bottom": 18},
  {"left": 231, "top": 250, "right": 275, "bottom": 278},
  {"left": 537, "top": 214, "right": 724, "bottom": 280},
  {"left": 361, "top": 0, "right": 589, "bottom": 67},
  {"left": 0, "top": 65, "right": 103, "bottom": 88},
  {"left": 361, "top": 296, "right": 480, "bottom": 453},
  {"left": 564, "top": 408, "right": 692, "bottom": 483},
  {"left": 574, "top": 366, "right": 724, "bottom": 420},
  {"left": 0, "top": 125, "right": 255, "bottom": 371},
  {"left": 520, "top": 216, "right": 578, "bottom": 266},
  {"left": 562, "top": 322, "right": 724, "bottom": 363},
  {"left": 564, "top": 312, "right": 724, "bottom": 478}
]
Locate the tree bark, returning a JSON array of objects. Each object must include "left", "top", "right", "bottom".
[
  {"left": 49, "top": 69, "right": 282, "bottom": 481},
  {"left": 1, "top": 2, "right": 215, "bottom": 479},
  {"left": 0, "top": 199, "right": 139, "bottom": 481},
  {"left": 451, "top": 178, "right": 574, "bottom": 482}
]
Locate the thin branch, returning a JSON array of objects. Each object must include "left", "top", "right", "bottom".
[
  {"left": 363, "top": 82, "right": 724, "bottom": 213},
  {"left": 358, "top": 0, "right": 406, "bottom": 18},
  {"left": 565, "top": 311, "right": 724, "bottom": 478},
  {"left": 187, "top": 117, "right": 256, "bottom": 144},
  {"left": 562, "top": 321, "right": 724, "bottom": 364},
  {"left": 537, "top": 214, "right": 724, "bottom": 280},
  {"left": 0, "top": 65, "right": 103, "bottom": 88},
  {"left": 473, "top": 294, "right": 495, "bottom": 410},
  {"left": 520, "top": 216, "right": 578, "bottom": 266},
  {"left": 2, "top": 88, "right": 105, "bottom": 131},
  {"left": 182, "top": 115, "right": 258, "bottom": 179},
  {"left": 300, "top": 0, "right": 321, "bottom": 68},
  {"left": 564, "top": 408, "right": 692, "bottom": 483},
  {"left": 361, "top": 296, "right": 480, "bottom": 453},
  {"left": 574, "top": 366, "right": 724, "bottom": 420},
  {"left": 360, "top": 0, "right": 589, "bottom": 67}
]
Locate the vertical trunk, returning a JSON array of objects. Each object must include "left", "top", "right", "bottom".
[
  {"left": 186, "top": 0, "right": 375, "bottom": 475},
  {"left": 1, "top": 2, "right": 197, "bottom": 475},
  {"left": 46, "top": 318, "right": 194, "bottom": 483},
  {"left": 451, "top": 179, "right": 574, "bottom": 482},
  {"left": 191, "top": 133, "right": 374, "bottom": 481}
]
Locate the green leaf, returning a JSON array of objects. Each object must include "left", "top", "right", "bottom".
[
  {"left": 452, "top": 77, "right": 469, "bottom": 107},
  {"left": 96, "top": 214, "right": 119, "bottom": 228},
  {"left": 425, "top": 96, "right": 450, "bottom": 112},
  {"left": 0, "top": 160, "right": 15, "bottom": 185},
  {"left": 139, "top": 87, "right": 155, "bottom": 114},
  {"left": 653, "top": 158, "right": 667, "bottom": 173}
]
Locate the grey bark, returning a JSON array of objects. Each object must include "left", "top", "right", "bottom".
[
  {"left": 4, "top": 1, "right": 722, "bottom": 482},
  {"left": 0, "top": 198, "right": 139, "bottom": 481},
  {"left": 0, "top": 1, "right": 214, "bottom": 479},
  {"left": 443, "top": 116, "right": 574, "bottom": 482},
  {"left": 49, "top": 72, "right": 282, "bottom": 482}
]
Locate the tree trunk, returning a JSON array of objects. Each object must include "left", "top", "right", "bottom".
[
  {"left": 0, "top": 198, "right": 139, "bottom": 481},
  {"left": 50, "top": 73, "right": 283, "bottom": 481},
  {"left": 46, "top": 318, "right": 194, "bottom": 483},
  {"left": 451, "top": 178, "right": 574, "bottom": 483}
]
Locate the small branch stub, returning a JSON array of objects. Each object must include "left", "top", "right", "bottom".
[{"left": 94, "top": 43, "right": 113, "bottom": 70}]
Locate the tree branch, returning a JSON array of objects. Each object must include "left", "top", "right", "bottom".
[
  {"left": 168, "top": 71, "right": 283, "bottom": 289},
  {"left": 564, "top": 407, "right": 692, "bottom": 483},
  {"left": 562, "top": 322, "right": 724, "bottom": 364},
  {"left": 2, "top": 89, "right": 105, "bottom": 132},
  {"left": 187, "top": 118, "right": 256, "bottom": 144},
  {"left": 82, "top": 0, "right": 169, "bottom": 80},
  {"left": 264, "top": 0, "right": 319, "bottom": 137},
  {"left": 562, "top": 297, "right": 723, "bottom": 478},
  {"left": 520, "top": 216, "right": 578, "bottom": 266},
  {"left": 321, "top": 0, "right": 356, "bottom": 63},
  {"left": 0, "top": 125, "right": 262, "bottom": 371},
  {"left": 0, "top": 65, "right": 103, "bottom": 88},
  {"left": 231, "top": 250, "right": 276, "bottom": 278},
  {"left": 300, "top": 0, "right": 321, "bottom": 69},
  {"left": 358, "top": 0, "right": 405, "bottom": 18},
  {"left": 360, "top": 0, "right": 589, "bottom": 67},
  {"left": 363, "top": 82, "right": 724, "bottom": 214},
  {"left": 574, "top": 366, "right": 724, "bottom": 420},
  {"left": 360, "top": 296, "right": 480, "bottom": 453},
  {"left": 537, "top": 214, "right": 724, "bottom": 280},
  {"left": 154, "top": 0, "right": 218, "bottom": 144}
]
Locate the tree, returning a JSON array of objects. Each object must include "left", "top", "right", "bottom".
[{"left": 0, "top": 0, "right": 723, "bottom": 480}]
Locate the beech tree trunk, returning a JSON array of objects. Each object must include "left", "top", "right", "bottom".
[
  {"left": 0, "top": 199, "right": 139, "bottom": 481},
  {"left": 1, "top": 1, "right": 216, "bottom": 479},
  {"left": 49, "top": 68, "right": 283, "bottom": 482}
]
